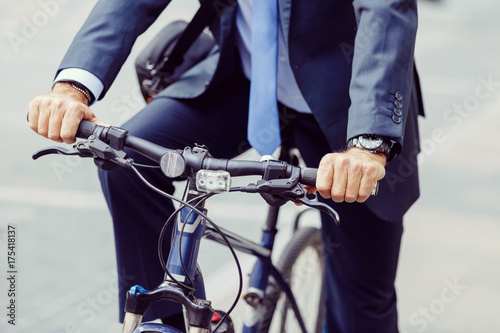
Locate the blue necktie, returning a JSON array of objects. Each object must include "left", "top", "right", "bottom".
[{"left": 247, "top": 0, "right": 281, "bottom": 156}]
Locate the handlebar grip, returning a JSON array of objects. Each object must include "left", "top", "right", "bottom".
[
  {"left": 75, "top": 120, "right": 99, "bottom": 139},
  {"left": 300, "top": 167, "right": 317, "bottom": 187}
]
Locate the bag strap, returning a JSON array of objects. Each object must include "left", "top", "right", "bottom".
[{"left": 158, "top": 0, "right": 218, "bottom": 74}]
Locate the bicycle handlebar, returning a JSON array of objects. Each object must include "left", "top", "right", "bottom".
[
  {"left": 74, "top": 120, "right": 318, "bottom": 187},
  {"left": 32, "top": 120, "right": 342, "bottom": 222},
  {"left": 76, "top": 120, "right": 317, "bottom": 187},
  {"left": 75, "top": 120, "right": 99, "bottom": 139}
]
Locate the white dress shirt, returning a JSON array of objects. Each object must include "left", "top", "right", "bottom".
[{"left": 54, "top": 0, "right": 311, "bottom": 113}]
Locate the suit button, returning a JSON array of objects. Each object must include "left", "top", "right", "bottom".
[
  {"left": 394, "top": 107, "right": 402, "bottom": 117},
  {"left": 394, "top": 100, "right": 403, "bottom": 109},
  {"left": 395, "top": 91, "right": 403, "bottom": 101},
  {"left": 392, "top": 114, "right": 401, "bottom": 124}
]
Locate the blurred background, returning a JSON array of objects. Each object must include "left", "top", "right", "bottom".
[{"left": 1, "top": 0, "right": 499, "bottom": 332}]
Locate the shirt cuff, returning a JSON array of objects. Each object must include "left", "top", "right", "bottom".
[{"left": 54, "top": 68, "right": 104, "bottom": 105}]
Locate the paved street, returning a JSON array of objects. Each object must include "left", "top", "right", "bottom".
[{"left": 1, "top": 0, "right": 499, "bottom": 332}]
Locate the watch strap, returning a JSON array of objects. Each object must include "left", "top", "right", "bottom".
[{"left": 347, "top": 135, "right": 395, "bottom": 162}]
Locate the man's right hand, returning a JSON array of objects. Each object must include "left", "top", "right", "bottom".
[{"left": 28, "top": 82, "right": 103, "bottom": 144}]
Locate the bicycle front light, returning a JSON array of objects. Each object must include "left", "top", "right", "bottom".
[{"left": 196, "top": 170, "right": 231, "bottom": 193}]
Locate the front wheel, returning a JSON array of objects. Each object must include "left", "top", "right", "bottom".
[
  {"left": 132, "top": 323, "right": 183, "bottom": 333},
  {"left": 259, "top": 227, "right": 325, "bottom": 333}
]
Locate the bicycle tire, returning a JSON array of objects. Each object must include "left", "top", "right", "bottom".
[
  {"left": 259, "top": 227, "right": 325, "bottom": 333},
  {"left": 132, "top": 323, "right": 182, "bottom": 333}
]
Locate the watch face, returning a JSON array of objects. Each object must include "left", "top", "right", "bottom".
[{"left": 359, "top": 135, "right": 383, "bottom": 149}]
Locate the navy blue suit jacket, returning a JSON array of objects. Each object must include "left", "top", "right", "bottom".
[{"left": 58, "top": 0, "right": 424, "bottom": 221}]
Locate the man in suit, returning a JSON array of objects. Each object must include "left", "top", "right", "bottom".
[{"left": 29, "top": 0, "right": 423, "bottom": 331}]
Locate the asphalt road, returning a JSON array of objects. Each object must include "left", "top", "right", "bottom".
[{"left": 1, "top": 0, "right": 499, "bottom": 332}]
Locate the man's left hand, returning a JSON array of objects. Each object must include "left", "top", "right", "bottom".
[{"left": 315, "top": 148, "right": 387, "bottom": 203}]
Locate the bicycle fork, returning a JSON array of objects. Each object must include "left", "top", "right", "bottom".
[{"left": 122, "top": 204, "right": 213, "bottom": 333}]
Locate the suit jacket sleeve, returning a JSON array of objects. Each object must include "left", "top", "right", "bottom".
[
  {"left": 57, "top": 0, "right": 171, "bottom": 100},
  {"left": 347, "top": 0, "right": 418, "bottom": 147}
]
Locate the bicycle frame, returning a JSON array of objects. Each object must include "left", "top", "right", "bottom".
[
  {"left": 123, "top": 187, "right": 308, "bottom": 333},
  {"left": 207, "top": 204, "right": 308, "bottom": 332}
]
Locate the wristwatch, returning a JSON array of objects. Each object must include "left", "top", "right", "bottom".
[{"left": 347, "top": 134, "right": 393, "bottom": 161}]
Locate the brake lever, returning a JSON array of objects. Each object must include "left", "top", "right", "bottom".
[
  {"left": 32, "top": 145, "right": 87, "bottom": 160},
  {"left": 32, "top": 138, "right": 131, "bottom": 170},
  {"left": 295, "top": 195, "right": 340, "bottom": 225},
  {"left": 242, "top": 178, "right": 340, "bottom": 224}
]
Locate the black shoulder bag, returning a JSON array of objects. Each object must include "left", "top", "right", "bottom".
[{"left": 135, "top": 0, "right": 218, "bottom": 101}]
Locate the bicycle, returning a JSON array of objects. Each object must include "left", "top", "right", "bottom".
[{"left": 33, "top": 120, "right": 341, "bottom": 333}]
